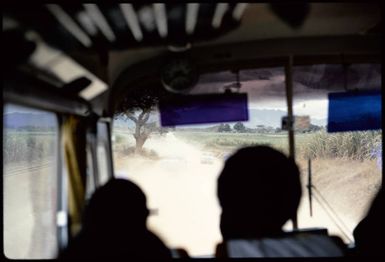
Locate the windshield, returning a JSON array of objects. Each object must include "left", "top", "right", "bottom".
[{"left": 111, "top": 64, "right": 381, "bottom": 256}]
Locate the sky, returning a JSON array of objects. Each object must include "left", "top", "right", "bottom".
[
  {"left": 248, "top": 98, "right": 328, "bottom": 120},
  {"left": 4, "top": 104, "right": 44, "bottom": 114}
]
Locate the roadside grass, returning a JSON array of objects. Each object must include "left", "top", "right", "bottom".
[
  {"left": 171, "top": 130, "right": 382, "bottom": 162},
  {"left": 296, "top": 157, "right": 382, "bottom": 234},
  {"left": 173, "top": 131, "right": 289, "bottom": 157},
  {"left": 4, "top": 131, "right": 56, "bottom": 164},
  {"left": 298, "top": 130, "right": 382, "bottom": 161},
  {"left": 112, "top": 129, "right": 382, "bottom": 245},
  {"left": 7, "top": 128, "right": 379, "bottom": 169},
  {"left": 112, "top": 130, "right": 382, "bottom": 163}
]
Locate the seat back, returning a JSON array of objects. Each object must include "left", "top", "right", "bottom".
[{"left": 224, "top": 229, "right": 345, "bottom": 257}]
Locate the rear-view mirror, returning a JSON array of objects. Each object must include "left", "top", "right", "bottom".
[
  {"left": 158, "top": 93, "right": 249, "bottom": 127},
  {"left": 327, "top": 90, "right": 381, "bottom": 132}
]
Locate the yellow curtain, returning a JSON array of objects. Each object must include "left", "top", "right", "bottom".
[{"left": 62, "top": 115, "right": 87, "bottom": 237}]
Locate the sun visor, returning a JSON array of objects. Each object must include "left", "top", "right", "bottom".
[
  {"left": 327, "top": 90, "right": 381, "bottom": 132},
  {"left": 159, "top": 93, "right": 249, "bottom": 127}
]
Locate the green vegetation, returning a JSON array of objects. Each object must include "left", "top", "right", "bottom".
[
  {"left": 298, "top": 130, "right": 382, "bottom": 160},
  {"left": 233, "top": 122, "right": 246, "bottom": 133},
  {"left": 114, "top": 133, "right": 129, "bottom": 144},
  {"left": 218, "top": 123, "right": 231, "bottom": 132},
  {"left": 112, "top": 129, "right": 383, "bottom": 162},
  {"left": 6, "top": 128, "right": 381, "bottom": 164},
  {"left": 4, "top": 131, "right": 57, "bottom": 163},
  {"left": 172, "top": 130, "right": 382, "bottom": 161},
  {"left": 174, "top": 131, "right": 288, "bottom": 153}
]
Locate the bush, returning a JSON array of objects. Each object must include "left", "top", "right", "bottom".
[
  {"left": 4, "top": 132, "right": 56, "bottom": 164},
  {"left": 174, "top": 130, "right": 382, "bottom": 161},
  {"left": 299, "top": 130, "right": 382, "bottom": 160},
  {"left": 114, "top": 134, "right": 125, "bottom": 144}
]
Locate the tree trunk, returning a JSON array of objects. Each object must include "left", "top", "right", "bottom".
[
  {"left": 134, "top": 110, "right": 151, "bottom": 154},
  {"left": 124, "top": 109, "right": 151, "bottom": 154},
  {"left": 134, "top": 123, "right": 147, "bottom": 154},
  {"left": 134, "top": 134, "right": 148, "bottom": 153}
]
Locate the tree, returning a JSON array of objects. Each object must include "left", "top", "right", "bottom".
[
  {"left": 218, "top": 123, "right": 231, "bottom": 132},
  {"left": 223, "top": 123, "right": 231, "bottom": 132},
  {"left": 123, "top": 109, "right": 152, "bottom": 153},
  {"left": 115, "top": 85, "right": 168, "bottom": 154},
  {"left": 233, "top": 122, "right": 246, "bottom": 133}
]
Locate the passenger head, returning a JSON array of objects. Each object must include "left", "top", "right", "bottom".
[
  {"left": 59, "top": 178, "right": 172, "bottom": 259},
  {"left": 82, "top": 178, "right": 149, "bottom": 237},
  {"left": 353, "top": 187, "right": 383, "bottom": 256},
  {"left": 217, "top": 146, "right": 302, "bottom": 239}
]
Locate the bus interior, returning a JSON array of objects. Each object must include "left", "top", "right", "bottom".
[{"left": 2, "top": 2, "right": 383, "bottom": 258}]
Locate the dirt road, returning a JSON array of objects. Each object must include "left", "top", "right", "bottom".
[
  {"left": 4, "top": 132, "right": 380, "bottom": 258},
  {"left": 4, "top": 160, "right": 57, "bottom": 259},
  {"left": 114, "top": 132, "right": 382, "bottom": 256},
  {"left": 114, "top": 133, "right": 224, "bottom": 256}
]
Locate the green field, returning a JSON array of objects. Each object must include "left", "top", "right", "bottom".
[
  {"left": 173, "top": 130, "right": 382, "bottom": 161},
  {"left": 173, "top": 131, "right": 289, "bottom": 157},
  {"left": 3, "top": 131, "right": 57, "bottom": 164},
  {"left": 5, "top": 129, "right": 382, "bottom": 164},
  {"left": 113, "top": 129, "right": 382, "bottom": 162},
  {"left": 111, "top": 128, "right": 382, "bottom": 246}
]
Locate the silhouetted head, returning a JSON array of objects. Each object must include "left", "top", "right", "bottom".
[
  {"left": 353, "top": 187, "right": 383, "bottom": 256},
  {"left": 217, "top": 146, "right": 302, "bottom": 239},
  {"left": 82, "top": 178, "right": 150, "bottom": 236},
  {"left": 59, "top": 178, "right": 172, "bottom": 259}
]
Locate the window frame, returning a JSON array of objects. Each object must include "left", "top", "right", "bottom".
[{"left": 2, "top": 102, "right": 64, "bottom": 259}]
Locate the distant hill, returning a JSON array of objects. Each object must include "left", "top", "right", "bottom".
[
  {"left": 248, "top": 109, "right": 326, "bottom": 128},
  {"left": 113, "top": 116, "right": 133, "bottom": 129},
  {"left": 311, "top": 118, "right": 327, "bottom": 127},
  {"left": 168, "top": 109, "right": 287, "bottom": 129},
  {"left": 246, "top": 108, "right": 286, "bottom": 128},
  {"left": 4, "top": 112, "right": 56, "bottom": 129},
  {"left": 113, "top": 112, "right": 159, "bottom": 129}
]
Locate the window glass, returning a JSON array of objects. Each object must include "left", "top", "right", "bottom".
[
  {"left": 85, "top": 144, "right": 96, "bottom": 200},
  {"left": 3, "top": 104, "right": 58, "bottom": 259},
  {"left": 97, "top": 145, "right": 109, "bottom": 185},
  {"left": 97, "top": 122, "right": 111, "bottom": 185},
  {"left": 292, "top": 64, "right": 382, "bottom": 244},
  {"left": 112, "top": 68, "right": 288, "bottom": 256}
]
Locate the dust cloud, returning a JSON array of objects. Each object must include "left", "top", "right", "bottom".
[
  {"left": 114, "top": 132, "right": 381, "bottom": 256},
  {"left": 114, "top": 133, "right": 224, "bottom": 256}
]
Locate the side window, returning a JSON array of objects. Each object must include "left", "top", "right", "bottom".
[
  {"left": 3, "top": 104, "right": 58, "bottom": 259},
  {"left": 96, "top": 121, "right": 113, "bottom": 185},
  {"left": 292, "top": 64, "right": 382, "bottom": 244},
  {"left": 97, "top": 144, "right": 109, "bottom": 185},
  {"left": 85, "top": 143, "right": 96, "bottom": 200},
  {"left": 111, "top": 68, "right": 289, "bottom": 256}
]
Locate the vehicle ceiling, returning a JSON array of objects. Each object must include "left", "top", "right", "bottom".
[{"left": 3, "top": 3, "right": 382, "bottom": 117}]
